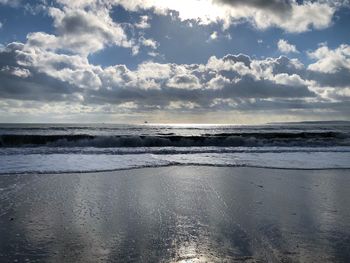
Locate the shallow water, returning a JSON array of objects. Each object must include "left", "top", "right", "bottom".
[{"left": 0, "top": 166, "right": 349, "bottom": 262}]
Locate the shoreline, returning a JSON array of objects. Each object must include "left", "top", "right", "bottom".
[
  {"left": 1, "top": 163, "right": 350, "bottom": 177},
  {"left": 1, "top": 166, "right": 350, "bottom": 262}
]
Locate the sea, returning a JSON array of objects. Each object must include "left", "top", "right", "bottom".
[{"left": 0, "top": 121, "right": 350, "bottom": 174}]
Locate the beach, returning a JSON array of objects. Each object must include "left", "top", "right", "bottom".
[
  {"left": 1, "top": 0, "right": 350, "bottom": 261},
  {"left": 0, "top": 166, "right": 349, "bottom": 262}
]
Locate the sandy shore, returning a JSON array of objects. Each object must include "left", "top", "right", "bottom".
[{"left": 0, "top": 166, "right": 349, "bottom": 262}]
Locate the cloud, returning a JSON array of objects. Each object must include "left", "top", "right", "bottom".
[
  {"left": 167, "top": 74, "right": 201, "bottom": 90},
  {"left": 214, "top": 0, "right": 292, "bottom": 12},
  {"left": 209, "top": 31, "right": 218, "bottom": 41},
  {"left": 305, "top": 44, "right": 350, "bottom": 88},
  {"left": 139, "top": 36, "right": 158, "bottom": 49},
  {"left": 51, "top": 0, "right": 342, "bottom": 33},
  {"left": 1, "top": 39, "right": 349, "bottom": 120},
  {"left": 135, "top": 15, "right": 151, "bottom": 29},
  {"left": 278, "top": 39, "right": 299, "bottom": 54},
  {"left": 136, "top": 62, "right": 172, "bottom": 80},
  {"left": 0, "top": 42, "right": 102, "bottom": 103},
  {"left": 148, "top": 51, "right": 160, "bottom": 57},
  {"left": 0, "top": 41, "right": 315, "bottom": 105},
  {"left": 273, "top": 73, "right": 308, "bottom": 86},
  {"left": 23, "top": 3, "right": 133, "bottom": 56},
  {"left": 308, "top": 44, "right": 350, "bottom": 73},
  {"left": 46, "top": 7, "right": 131, "bottom": 55},
  {"left": 247, "top": 1, "right": 335, "bottom": 32},
  {"left": 0, "top": 66, "right": 31, "bottom": 78},
  {"left": 0, "top": 0, "right": 21, "bottom": 7},
  {"left": 114, "top": 0, "right": 338, "bottom": 33},
  {"left": 1, "top": 1, "right": 349, "bottom": 122}
]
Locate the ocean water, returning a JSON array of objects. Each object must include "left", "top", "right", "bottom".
[{"left": 0, "top": 122, "right": 350, "bottom": 174}]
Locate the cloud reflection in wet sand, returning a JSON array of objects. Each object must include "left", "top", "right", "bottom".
[{"left": 0, "top": 166, "right": 349, "bottom": 262}]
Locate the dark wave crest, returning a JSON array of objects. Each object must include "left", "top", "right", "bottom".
[{"left": 0, "top": 132, "right": 349, "bottom": 148}]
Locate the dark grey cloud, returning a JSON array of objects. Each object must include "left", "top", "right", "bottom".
[
  {"left": 84, "top": 72, "right": 315, "bottom": 110},
  {"left": 57, "top": 10, "right": 115, "bottom": 41},
  {"left": 0, "top": 72, "right": 81, "bottom": 101},
  {"left": 0, "top": 43, "right": 24, "bottom": 67},
  {"left": 216, "top": 75, "right": 315, "bottom": 98},
  {"left": 260, "top": 56, "right": 304, "bottom": 76},
  {"left": 308, "top": 69, "right": 350, "bottom": 88},
  {"left": 214, "top": 0, "right": 292, "bottom": 14},
  {"left": 222, "top": 54, "right": 252, "bottom": 67},
  {"left": 167, "top": 74, "right": 200, "bottom": 89},
  {"left": 241, "top": 100, "right": 350, "bottom": 117},
  {"left": 0, "top": 41, "right": 348, "bottom": 115},
  {"left": 0, "top": 44, "right": 83, "bottom": 102}
]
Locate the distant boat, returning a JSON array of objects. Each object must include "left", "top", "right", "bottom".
[{"left": 144, "top": 121, "right": 148, "bottom": 124}]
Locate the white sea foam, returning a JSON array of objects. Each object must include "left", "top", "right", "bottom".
[{"left": 0, "top": 151, "right": 349, "bottom": 174}]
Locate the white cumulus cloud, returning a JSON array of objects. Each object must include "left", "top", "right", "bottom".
[{"left": 278, "top": 39, "right": 299, "bottom": 54}]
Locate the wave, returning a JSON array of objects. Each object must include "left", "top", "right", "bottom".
[
  {"left": 0, "top": 132, "right": 349, "bottom": 148},
  {"left": 1, "top": 146, "right": 350, "bottom": 155},
  {"left": 1, "top": 151, "right": 350, "bottom": 175}
]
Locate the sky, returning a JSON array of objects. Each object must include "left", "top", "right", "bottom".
[{"left": 0, "top": 0, "right": 349, "bottom": 124}]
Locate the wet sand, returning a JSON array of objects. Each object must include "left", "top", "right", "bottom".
[{"left": 0, "top": 166, "right": 350, "bottom": 262}]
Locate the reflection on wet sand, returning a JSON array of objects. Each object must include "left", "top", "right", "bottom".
[{"left": 0, "top": 166, "right": 350, "bottom": 262}]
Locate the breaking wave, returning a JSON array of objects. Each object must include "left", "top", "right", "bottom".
[{"left": 1, "top": 132, "right": 349, "bottom": 148}]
